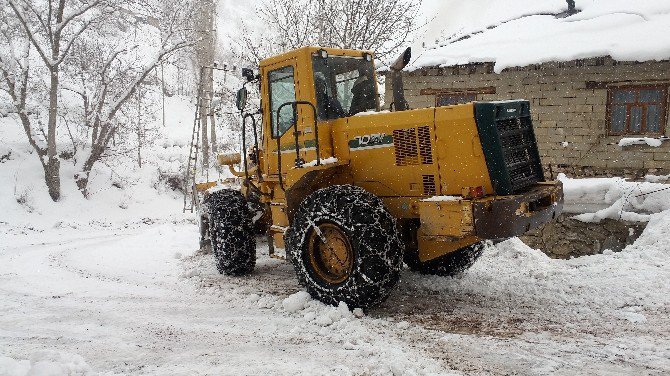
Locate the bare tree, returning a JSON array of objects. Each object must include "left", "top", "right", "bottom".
[
  {"left": 62, "top": 3, "right": 194, "bottom": 196},
  {"left": 2, "top": 0, "right": 116, "bottom": 200},
  {"left": 0, "top": 6, "right": 45, "bottom": 170},
  {"left": 1, "top": 0, "right": 194, "bottom": 198},
  {"left": 234, "top": 0, "right": 421, "bottom": 65}
]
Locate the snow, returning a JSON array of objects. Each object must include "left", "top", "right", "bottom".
[
  {"left": 301, "top": 157, "right": 338, "bottom": 168},
  {"left": 412, "top": 0, "right": 670, "bottom": 73},
  {"left": 2, "top": 137, "right": 670, "bottom": 374},
  {"left": 354, "top": 110, "right": 390, "bottom": 116},
  {"left": 282, "top": 291, "right": 311, "bottom": 313},
  {"left": 0, "top": 219, "right": 453, "bottom": 375},
  {"left": 3, "top": 196, "right": 670, "bottom": 373},
  {"left": 0, "top": 94, "right": 233, "bottom": 229},
  {"left": 645, "top": 174, "right": 670, "bottom": 184},
  {"left": 559, "top": 174, "right": 670, "bottom": 222},
  {"left": 422, "top": 195, "right": 461, "bottom": 202},
  {"left": 0, "top": 351, "right": 92, "bottom": 376},
  {"left": 618, "top": 137, "right": 665, "bottom": 148}
]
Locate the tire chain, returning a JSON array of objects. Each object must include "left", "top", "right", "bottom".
[
  {"left": 204, "top": 189, "right": 256, "bottom": 276},
  {"left": 286, "top": 185, "right": 404, "bottom": 309}
]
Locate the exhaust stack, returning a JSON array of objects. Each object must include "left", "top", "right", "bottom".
[{"left": 389, "top": 47, "right": 411, "bottom": 111}]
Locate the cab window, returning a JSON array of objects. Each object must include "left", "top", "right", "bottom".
[
  {"left": 312, "top": 55, "right": 378, "bottom": 120},
  {"left": 269, "top": 66, "right": 296, "bottom": 138}
]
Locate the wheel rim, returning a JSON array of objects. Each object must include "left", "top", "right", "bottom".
[{"left": 307, "top": 223, "right": 354, "bottom": 285}]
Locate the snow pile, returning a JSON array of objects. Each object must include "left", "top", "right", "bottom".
[
  {"left": 560, "top": 174, "right": 670, "bottom": 222},
  {"left": 0, "top": 351, "right": 93, "bottom": 376},
  {"left": 184, "top": 256, "right": 448, "bottom": 375},
  {"left": 282, "top": 291, "right": 312, "bottom": 313},
  {"left": 412, "top": 206, "right": 670, "bottom": 325},
  {"left": 645, "top": 174, "right": 670, "bottom": 184},
  {"left": 618, "top": 137, "right": 665, "bottom": 148},
  {"left": 413, "top": 0, "right": 670, "bottom": 73}
]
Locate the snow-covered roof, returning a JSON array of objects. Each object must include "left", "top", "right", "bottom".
[{"left": 411, "top": 0, "right": 670, "bottom": 73}]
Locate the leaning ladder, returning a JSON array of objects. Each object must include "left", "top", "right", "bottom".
[
  {"left": 183, "top": 69, "right": 215, "bottom": 213},
  {"left": 183, "top": 88, "right": 204, "bottom": 213},
  {"left": 182, "top": 65, "right": 231, "bottom": 213}
]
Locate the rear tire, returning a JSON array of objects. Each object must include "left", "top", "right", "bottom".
[
  {"left": 205, "top": 189, "right": 256, "bottom": 276},
  {"left": 405, "top": 241, "right": 486, "bottom": 277},
  {"left": 286, "top": 185, "right": 403, "bottom": 309}
]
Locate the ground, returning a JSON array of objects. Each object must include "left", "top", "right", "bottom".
[
  {"left": 2, "top": 96, "right": 669, "bottom": 375},
  {"left": 2, "top": 205, "right": 669, "bottom": 375}
]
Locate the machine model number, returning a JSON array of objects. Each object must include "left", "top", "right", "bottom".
[
  {"left": 349, "top": 133, "right": 394, "bottom": 151},
  {"left": 356, "top": 133, "right": 386, "bottom": 146}
]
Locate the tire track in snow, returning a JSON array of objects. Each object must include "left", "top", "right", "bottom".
[
  {"left": 2, "top": 224, "right": 451, "bottom": 375},
  {"left": 189, "top": 236, "right": 670, "bottom": 375}
]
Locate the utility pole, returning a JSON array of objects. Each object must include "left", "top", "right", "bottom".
[
  {"left": 160, "top": 62, "right": 166, "bottom": 128},
  {"left": 195, "top": 0, "right": 216, "bottom": 171},
  {"left": 137, "top": 86, "right": 143, "bottom": 168}
]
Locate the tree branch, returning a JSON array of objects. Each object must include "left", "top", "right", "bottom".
[
  {"left": 7, "top": 0, "right": 53, "bottom": 67},
  {"left": 56, "top": 0, "right": 104, "bottom": 34}
]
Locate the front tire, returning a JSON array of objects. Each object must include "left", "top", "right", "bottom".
[
  {"left": 206, "top": 189, "right": 256, "bottom": 276},
  {"left": 286, "top": 185, "right": 403, "bottom": 309}
]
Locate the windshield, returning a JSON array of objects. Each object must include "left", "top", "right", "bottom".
[{"left": 312, "top": 55, "right": 378, "bottom": 120}]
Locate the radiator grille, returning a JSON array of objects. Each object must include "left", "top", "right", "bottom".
[
  {"left": 422, "top": 175, "right": 437, "bottom": 196},
  {"left": 417, "top": 126, "right": 434, "bottom": 164},
  {"left": 393, "top": 126, "right": 434, "bottom": 166},
  {"left": 497, "top": 116, "right": 542, "bottom": 192},
  {"left": 475, "top": 101, "right": 544, "bottom": 196},
  {"left": 393, "top": 128, "right": 419, "bottom": 166}
]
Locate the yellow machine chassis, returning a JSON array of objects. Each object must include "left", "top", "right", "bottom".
[{"left": 201, "top": 46, "right": 564, "bottom": 263}]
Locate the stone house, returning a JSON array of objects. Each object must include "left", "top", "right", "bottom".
[{"left": 386, "top": 3, "right": 670, "bottom": 179}]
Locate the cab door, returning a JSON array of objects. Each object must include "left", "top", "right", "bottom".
[{"left": 263, "top": 59, "right": 304, "bottom": 177}]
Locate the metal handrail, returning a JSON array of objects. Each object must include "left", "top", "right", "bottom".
[
  {"left": 241, "top": 112, "right": 261, "bottom": 182},
  {"left": 275, "top": 101, "right": 320, "bottom": 190}
]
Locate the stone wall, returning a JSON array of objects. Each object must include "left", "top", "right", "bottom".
[
  {"left": 387, "top": 57, "right": 670, "bottom": 178},
  {"left": 519, "top": 214, "right": 646, "bottom": 259}
]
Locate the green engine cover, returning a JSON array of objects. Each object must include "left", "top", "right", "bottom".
[{"left": 474, "top": 101, "right": 545, "bottom": 196}]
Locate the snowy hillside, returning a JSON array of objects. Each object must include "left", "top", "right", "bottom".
[{"left": 0, "top": 95, "right": 198, "bottom": 228}]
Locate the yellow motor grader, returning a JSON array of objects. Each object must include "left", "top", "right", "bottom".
[{"left": 199, "top": 46, "right": 563, "bottom": 309}]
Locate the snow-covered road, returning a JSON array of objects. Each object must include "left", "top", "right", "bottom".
[
  {"left": 2, "top": 214, "right": 670, "bottom": 375},
  {"left": 0, "top": 221, "right": 446, "bottom": 375}
]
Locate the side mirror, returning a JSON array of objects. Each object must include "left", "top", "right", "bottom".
[
  {"left": 242, "top": 68, "right": 255, "bottom": 82},
  {"left": 236, "top": 87, "right": 248, "bottom": 111}
]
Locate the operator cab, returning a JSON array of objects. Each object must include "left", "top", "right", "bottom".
[
  {"left": 312, "top": 50, "right": 379, "bottom": 119},
  {"left": 242, "top": 47, "right": 383, "bottom": 177}
]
